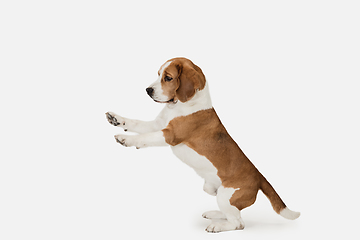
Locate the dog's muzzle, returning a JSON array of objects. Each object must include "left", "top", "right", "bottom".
[{"left": 145, "top": 87, "right": 176, "bottom": 103}]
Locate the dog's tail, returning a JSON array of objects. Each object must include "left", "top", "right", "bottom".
[{"left": 260, "top": 175, "right": 300, "bottom": 220}]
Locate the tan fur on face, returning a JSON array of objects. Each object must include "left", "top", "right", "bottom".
[{"left": 159, "top": 58, "right": 206, "bottom": 103}]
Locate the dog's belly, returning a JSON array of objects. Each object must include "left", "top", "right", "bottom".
[{"left": 171, "top": 143, "right": 221, "bottom": 186}]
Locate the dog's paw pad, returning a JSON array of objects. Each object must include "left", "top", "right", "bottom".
[
  {"left": 106, "top": 112, "right": 125, "bottom": 127},
  {"left": 106, "top": 112, "right": 119, "bottom": 126},
  {"left": 114, "top": 135, "right": 127, "bottom": 146}
]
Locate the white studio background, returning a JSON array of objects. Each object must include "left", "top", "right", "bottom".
[{"left": 1, "top": 1, "right": 359, "bottom": 239}]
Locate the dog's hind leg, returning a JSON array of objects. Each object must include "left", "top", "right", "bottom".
[
  {"left": 205, "top": 186, "right": 252, "bottom": 233},
  {"left": 202, "top": 210, "right": 226, "bottom": 220}
]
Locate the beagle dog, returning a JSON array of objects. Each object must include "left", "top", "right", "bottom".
[{"left": 106, "top": 57, "right": 300, "bottom": 233}]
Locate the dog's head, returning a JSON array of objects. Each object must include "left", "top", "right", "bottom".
[{"left": 146, "top": 58, "right": 206, "bottom": 103}]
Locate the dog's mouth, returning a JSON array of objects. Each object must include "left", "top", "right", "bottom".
[{"left": 154, "top": 98, "right": 176, "bottom": 104}]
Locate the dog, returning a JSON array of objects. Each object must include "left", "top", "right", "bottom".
[{"left": 106, "top": 57, "right": 300, "bottom": 232}]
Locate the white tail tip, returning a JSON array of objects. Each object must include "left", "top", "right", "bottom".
[{"left": 279, "top": 207, "right": 300, "bottom": 220}]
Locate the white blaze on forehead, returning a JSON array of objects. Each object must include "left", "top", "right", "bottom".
[{"left": 159, "top": 61, "right": 172, "bottom": 79}]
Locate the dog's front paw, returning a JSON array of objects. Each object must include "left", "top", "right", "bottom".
[
  {"left": 106, "top": 112, "right": 121, "bottom": 126},
  {"left": 106, "top": 112, "right": 127, "bottom": 131},
  {"left": 114, "top": 134, "right": 141, "bottom": 149},
  {"left": 114, "top": 134, "right": 127, "bottom": 146}
]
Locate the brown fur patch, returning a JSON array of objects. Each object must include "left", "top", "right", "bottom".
[{"left": 162, "top": 108, "right": 286, "bottom": 212}]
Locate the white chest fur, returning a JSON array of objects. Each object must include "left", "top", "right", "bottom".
[
  {"left": 157, "top": 82, "right": 213, "bottom": 127},
  {"left": 171, "top": 143, "right": 222, "bottom": 190}
]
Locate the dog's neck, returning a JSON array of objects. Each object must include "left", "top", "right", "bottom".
[{"left": 166, "top": 82, "right": 213, "bottom": 117}]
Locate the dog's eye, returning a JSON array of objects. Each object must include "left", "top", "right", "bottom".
[{"left": 164, "top": 76, "right": 173, "bottom": 82}]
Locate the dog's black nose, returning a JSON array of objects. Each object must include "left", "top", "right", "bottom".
[{"left": 146, "top": 87, "right": 154, "bottom": 97}]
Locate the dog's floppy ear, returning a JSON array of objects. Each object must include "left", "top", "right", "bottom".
[{"left": 176, "top": 63, "right": 205, "bottom": 103}]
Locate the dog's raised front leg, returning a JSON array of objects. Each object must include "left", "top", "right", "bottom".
[
  {"left": 114, "top": 131, "right": 168, "bottom": 149},
  {"left": 106, "top": 112, "right": 164, "bottom": 134}
]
